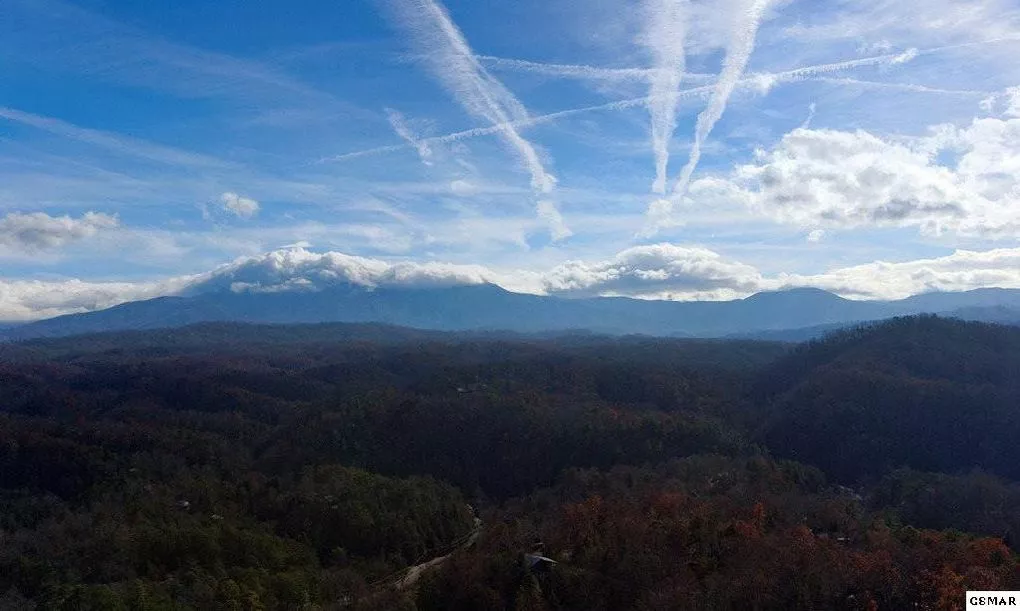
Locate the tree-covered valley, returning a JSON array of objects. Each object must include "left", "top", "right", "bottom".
[{"left": 2, "top": 316, "right": 1020, "bottom": 609}]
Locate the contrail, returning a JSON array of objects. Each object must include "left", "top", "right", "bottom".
[
  {"left": 759, "top": 48, "right": 918, "bottom": 85},
  {"left": 918, "top": 35, "right": 1020, "bottom": 57},
  {"left": 327, "top": 144, "right": 405, "bottom": 162},
  {"left": 476, "top": 55, "right": 715, "bottom": 85},
  {"left": 385, "top": 108, "right": 433, "bottom": 165},
  {"left": 326, "top": 44, "right": 994, "bottom": 164},
  {"left": 662, "top": 0, "right": 774, "bottom": 222},
  {"left": 642, "top": 0, "right": 691, "bottom": 194},
  {"left": 537, "top": 200, "right": 572, "bottom": 241},
  {"left": 477, "top": 56, "right": 649, "bottom": 82},
  {"left": 801, "top": 102, "right": 817, "bottom": 129},
  {"left": 471, "top": 35, "right": 1020, "bottom": 88},
  {"left": 384, "top": 0, "right": 567, "bottom": 237},
  {"left": 324, "top": 85, "right": 714, "bottom": 163},
  {"left": 809, "top": 77, "right": 989, "bottom": 96}
]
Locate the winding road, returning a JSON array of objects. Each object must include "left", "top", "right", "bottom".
[{"left": 395, "top": 517, "right": 483, "bottom": 590}]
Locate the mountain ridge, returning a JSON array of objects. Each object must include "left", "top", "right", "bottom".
[{"left": 3, "top": 283, "right": 1020, "bottom": 341}]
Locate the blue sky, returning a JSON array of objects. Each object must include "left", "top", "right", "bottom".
[{"left": 3, "top": 0, "right": 1020, "bottom": 320}]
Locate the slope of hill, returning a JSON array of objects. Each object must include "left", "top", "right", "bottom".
[
  {"left": 729, "top": 304, "right": 1020, "bottom": 342},
  {"left": 756, "top": 316, "right": 1020, "bottom": 481}
]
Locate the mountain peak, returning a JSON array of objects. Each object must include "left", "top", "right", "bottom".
[{"left": 742, "top": 287, "right": 845, "bottom": 303}]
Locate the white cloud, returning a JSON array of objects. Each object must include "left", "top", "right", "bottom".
[
  {"left": 0, "top": 211, "right": 119, "bottom": 254},
  {"left": 220, "top": 192, "right": 260, "bottom": 219},
  {"left": 981, "top": 94, "right": 998, "bottom": 114},
  {"left": 806, "top": 229, "right": 825, "bottom": 243},
  {"left": 542, "top": 244, "right": 1020, "bottom": 302},
  {"left": 450, "top": 179, "right": 478, "bottom": 197},
  {"left": 543, "top": 243, "right": 762, "bottom": 300},
  {"left": 858, "top": 40, "right": 894, "bottom": 55},
  {"left": 773, "top": 248, "right": 1020, "bottom": 300},
  {"left": 0, "top": 276, "right": 191, "bottom": 322},
  {"left": 1005, "top": 86, "right": 1020, "bottom": 117},
  {"left": 779, "top": 0, "right": 1020, "bottom": 48},
  {"left": 724, "top": 120, "right": 1020, "bottom": 238}
]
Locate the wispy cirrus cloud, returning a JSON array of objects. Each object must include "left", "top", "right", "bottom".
[
  {"left": 0, "top": 0, "right": 372, "bottom": 122},
  {"left": 0, "top": 107, "right": 233, "bottom": 169},
  {"left": 780, "top": 0, "right": 1020, "bottom": 48}
]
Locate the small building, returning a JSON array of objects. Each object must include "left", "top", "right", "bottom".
[{"left": 523, "top": 554, "right": 557, "bottom": 573}]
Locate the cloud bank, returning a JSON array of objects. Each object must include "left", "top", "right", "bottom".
[
  {"left": 543, "top": 244, "right": 762, "bottom": 300},
  {"left": 775, "top": 248, "right": 1020, "bottom": 300},
  {"left": 0, "top": 276, "right": 191, "bottom": 322},
  {"left": 6, "top": 243, "right": 1020, "bottom": 321}
]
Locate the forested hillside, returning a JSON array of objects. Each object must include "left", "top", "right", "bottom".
[
  {"left": 756, "top": 316, "right": 1020, "bottom": 481},
  {"left": 2, "top": 317, "right": 1019, "bottom": 609}
]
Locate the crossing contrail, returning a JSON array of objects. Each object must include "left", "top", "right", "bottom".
[{"left": 658, "top": 0, "right": 775, "bottom": 231}]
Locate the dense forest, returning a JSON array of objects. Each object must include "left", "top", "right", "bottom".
[{"left": 2, "top": 316, "right": 1020, "bottom": 609}]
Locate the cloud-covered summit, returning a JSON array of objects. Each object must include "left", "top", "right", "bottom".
[{"left": 188, "top": 248, "right": 506, "bottom": 296}]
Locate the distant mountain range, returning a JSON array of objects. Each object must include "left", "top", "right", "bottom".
[{"left": 2, "top": 284, "right": 1020, "bottom": 342}]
